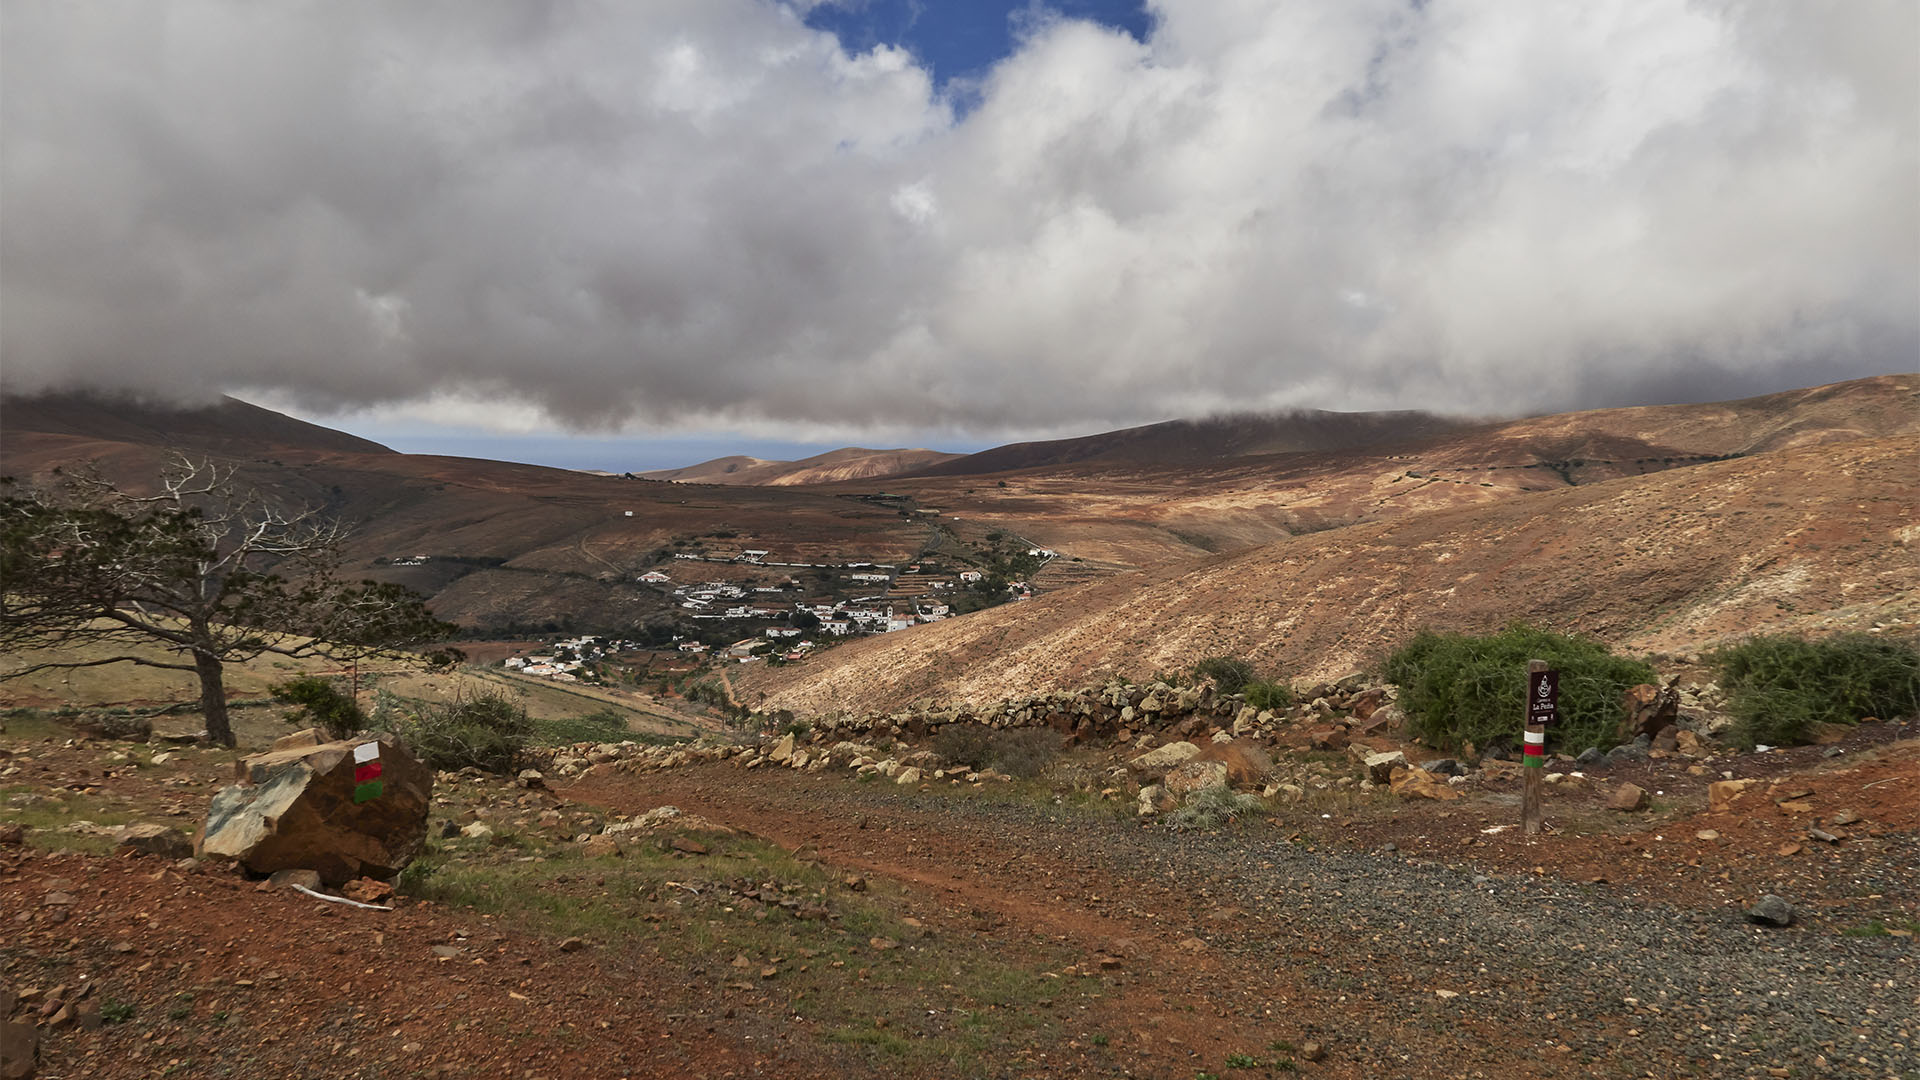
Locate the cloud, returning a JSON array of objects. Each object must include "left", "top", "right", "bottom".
[{"left": 2, "top": 0, "right": 1914, "bottom": 438}]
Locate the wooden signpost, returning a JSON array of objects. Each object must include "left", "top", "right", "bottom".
[{"left": 1522, "top": 659, "right": 1557, "bottom": 835}]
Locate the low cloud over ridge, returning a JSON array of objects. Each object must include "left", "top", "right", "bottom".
[{"left": 2, "top": 1, "right": 1914, "bottom": 437}]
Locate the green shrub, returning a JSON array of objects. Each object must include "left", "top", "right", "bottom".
[
  {"left": 384, "top": 689, "right": 531, "bottom": 773},
  {"left": 1384, "top": 624, "right": 1655, "bottom": 754},
  {"left": 1708, "top": 632, "right": 1920, "bottom": 749},
  {"left": 1242, "top": 679, "right": 1292, "bottom": 711},
  {"left": 1164, "top": 784, "right": 1265, "bottom": 831},
  {"left": 1193, "top": 656, "right": 1256, "bottom": 695},
  {"left": 270, "top": 677, "right": 365, "bottom": 739}
]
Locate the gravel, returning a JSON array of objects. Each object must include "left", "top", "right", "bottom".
[{"left": 876, "top": 785, "right": 1919, "bottom": 1079}]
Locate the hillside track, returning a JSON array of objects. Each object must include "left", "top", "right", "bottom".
[{"left": 572, "top": 758, "right": 1919, "bottom": 1079}]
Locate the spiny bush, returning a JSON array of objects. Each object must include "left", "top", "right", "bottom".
[
  {"left": 1708, "top": 632, "right": 1919, "bottom": 749},
  {"left": 930, "top": 724, "right": 1062, "bottom": 778},
  {"left": 1164, "top": 784, "right": 1265, "bottom": 831},
  {"left": 270, "top": 677, "right": 365, "bottom": 740},
  {"left": 986, "top": 727, "right": 1062, "bottom": 779},
  {"left": 1385, "top": 624, "right": 1655, "bottom": 755},
  {"left": 1193, "top": 656, "right": 1256, "bottom": 695},
  {"left": 384, "top": 689, "right": 531, "bottom": 773}
]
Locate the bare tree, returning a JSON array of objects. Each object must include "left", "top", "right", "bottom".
[{"left": 1, "top": 457, "right": 452, "bottom": 746}]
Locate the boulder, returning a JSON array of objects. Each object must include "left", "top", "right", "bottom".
[
  {"left": 1607, "top": 782, "right": 1650, "bottom": 812},
  {"left": 1163, "top": 760, "right": 1231, "bottom": 802},
  {"left": 1389, "top": 766, "right": 1461, "bottom": 801},
  {"left": 196, "top": 733, "right": 433, "bottom": 887},
  {"left": 1193, "top": 740, "right": 1273, "bottom": 787},
  {"left": 1363, "top": 750, "right": 1408, "bottom": 786},
  {"left": 0, "top": 1021, "right": 36, "bottom": 1080},
  {"left": 894, "top": 767, "right": 923, "bottom": 785},
  {"left": 1746, "top": 895, "right": 1794, "bottom": 927},
  {"left": 114, "top": 824, "right": 194, "bottom": 860},
  {"left": 767, "top": 733, "right": 796, "bottom": 764},
  {"left": 1708, "top": 778, "right": 1756, "bottom": 813},
  {"left": 1619, "top": 682, "right": 1679, "bottom": 742},
  {"left": 1126, "top": 741, "right": 1200, "bottom": 780},
  {"left": 1136, "top": 784, "right": 1174, "bottom": 816}
]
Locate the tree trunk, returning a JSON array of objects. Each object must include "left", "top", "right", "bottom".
[{"left": 193, "top": 647, "right": 235, "bottom": 748}]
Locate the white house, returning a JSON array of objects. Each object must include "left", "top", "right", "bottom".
[
  {"left": 958, "top": 570, "right": 984, "bottom": 583},
  {"left": 639, "top": 570, "right": 671, "bottom": 583}
]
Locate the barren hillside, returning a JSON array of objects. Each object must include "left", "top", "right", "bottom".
[
  {"left": 742, "top": 433, "right": 1919, "bottom": 715},
  {"left": 639, "top": 447, "right": 960, "bottom": 485}
]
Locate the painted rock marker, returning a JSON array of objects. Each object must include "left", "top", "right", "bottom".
[{"left": 353, "top": 741, "right": 384, "bottom": 804}]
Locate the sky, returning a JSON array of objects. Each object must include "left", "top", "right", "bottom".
[{"left": 1, "top": 1, "right": 1915, "bottom": 472}]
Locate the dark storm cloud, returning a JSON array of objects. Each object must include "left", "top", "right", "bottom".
[{"left": 2, "top": 1, "right": 1914, "bottom": 438}]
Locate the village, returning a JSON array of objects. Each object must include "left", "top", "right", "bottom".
[{"left": 487, "top": 544, "right": 1057, "bottom": 680}]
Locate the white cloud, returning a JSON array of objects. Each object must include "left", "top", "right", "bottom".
[{"left": 2, "top": 0, "right": 1913, "bottom": 439}]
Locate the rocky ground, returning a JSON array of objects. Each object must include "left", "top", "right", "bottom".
[{"left": 2, "top": 705, "right": 1916, "bottom": 1079}]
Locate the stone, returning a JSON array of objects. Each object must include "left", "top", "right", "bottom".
[
  {"left": 1673, "top": 729, "right": 1708, "bottom": 757},
  {"left": 341, "top": 878, "right": 394, "bottom": 904},
  {"left": 114, "top": 823, "right": 194, "bottom": 860},
  {"left": 1708, "top": 779, "right": 1755, "bottom": 813},
  {"left": 580, "top": 835, "right": 621, "bottom": 858},
  {"left": 1746, "top": 895, "right": 1794, "bottom": 927},
  {"left": 1135, "top": 784, "right": 1172, "bottom": 816},
  {"left": 515, "top": 769, "right": 545, "bottom": 789},
  {"left": 266, "top": 868, "right": 324, "bottom": 891},
  {"left": 1574, "top": 746, "right": 1604, "bottom": 767},
  {"left": 1389, "top": 767, "right": 1461, "bottom": 801},
  {"left": 459, "top": 822, "right": 494, "bottom": 840},
  {"left": 1303, "top": 724, "right": 1349, "bottom": 751},
  {"left": 767, "top": 733, "right": 796, "bottom": 764},
  {"left": 0, "top": 824, "right": 22, "bottom": 847},
  {"left": 1620, "top": 682, "right": 1679, "bottom": 742},
  {"left": 1126, "top": 741, "right": 1200, "bottom": 780},
  {"left": 1362, "top": 750, "right": 1407, "bottom": 786},
  {"left": 1300, "top": 1041, "right": 1325, "bottom": 1063},
  {"left": 1607, "top": 783, "right": 1650, "bottom": 812},
  {"left": 0, "top": 1021, "right": 35, "bottom": 1080},
  {"left": 72, "top": 1000, "right": 102, "bottom": 1032},
  {"left": 196, "top": 733, "right": 433, "bottom": 887},
  {"left": 668, "top": 836, "right": 709, "bottom": 855},
  {"left": 271, "top": 727, "right": 329, "bottom": 753},
  {"left": 558, "top": 937, "right": 586, "bottom": 953},
  {"left": 894, "top": 767, "right": 922, "bottom": 785},
  {"left": 1694, "top": 829, "right": 1720, "bottom": 841},
  {"left": 1163, "top": 760, "right": 1230, "bottom": 802},
  {"left": 1829, "top": 809, "right": 1862, "bottom": 826},
  {"left": 1192, "top": 740, "right": 1273, "bottom": 787}
]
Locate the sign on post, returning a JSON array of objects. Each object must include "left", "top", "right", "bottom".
[
  {"left": 1522, "top": 660, "right": 1553, "bottom": 835},
  {"left": 1528, "top": 669, "right": 1559, "bottom": 727}
]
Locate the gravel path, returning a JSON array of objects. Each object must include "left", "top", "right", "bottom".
[{"left": 602, "top": 767, "right": 1919, "bottom": 1079}]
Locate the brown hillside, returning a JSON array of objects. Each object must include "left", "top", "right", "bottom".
[
  {"left": 640, "top": 447, "right": 960, "bottom": 486},
  {"left": 908, "top": 408, "right": 1481, "bottom": 476},
  {"left": 741, "top": 432, "right": 1920, "bottom": 715},
  {"left": 872, "top": 374, "right": 1920, "bottom": 569},
  {"left": 0, "top": 420, "right": 934, "bottom": 636},
  {"left": 0, "top": 391, "right": 393, "bottom": 455}
]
